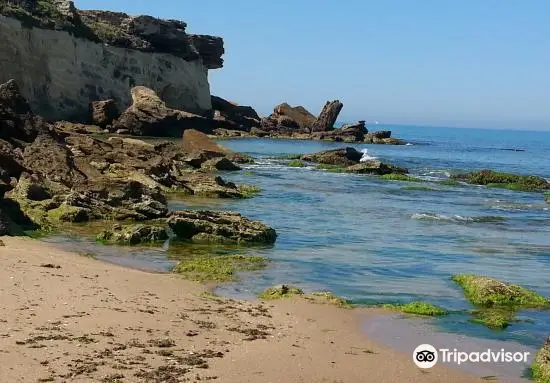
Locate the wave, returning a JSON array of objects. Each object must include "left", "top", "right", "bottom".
[
  {"left": 360, "top": 149, "right": 378, "bottom": 162},
  {"left": 405, "top": 143, "right": 413, "bottom": 146},
  {"left": 411, "top": 213, "right": 506, "bottom": 224}
]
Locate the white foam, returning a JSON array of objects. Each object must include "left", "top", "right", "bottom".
[
  {"left": 360, "top": 149, "right": 378, "bottom": 162},
  {"left": 405, "top": 143, "right": 413, "bottom": 146}
]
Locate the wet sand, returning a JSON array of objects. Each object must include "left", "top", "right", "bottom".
[{"left": 0, "top": 236, "right": 484, "bottom": 382}]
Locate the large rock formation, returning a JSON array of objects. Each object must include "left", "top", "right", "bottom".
[
  {"left": 0, "top": 79, "right": 263, "bottom": 235},
  {"left": 0, "top": 1, "right": 224, "bottom": 121},
  {"left": 211, "top": 95, "right": 260, "bottom": 131},
  {"left": 311, "top": 100, "right": 343, "bottom": 132}
]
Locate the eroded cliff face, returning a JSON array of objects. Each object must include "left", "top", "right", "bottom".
[{"left": 0, "top": 1, "right": 224, "bottom": 121}]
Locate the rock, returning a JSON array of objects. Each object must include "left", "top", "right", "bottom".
[
  {"left": 311, "top": 100, "right": 343, "bottom": 132},
  {"left": 167, "top": 210, "right": 277, "bottom": 244},
  {"left": 182, "top": 129, "right": 227, "bottom": 155},
  {"left": 452, "top": 170, "right": 550, "bottom": 192},
  {"left": 211, "top": 95, "right": 260, "bottom": 130},
  {"left": 54, "top": 121, "right": 103, "bottom": 135},
  {"left": 113, "top": 86, "right": 217, "bottom": 137},
  {"left": 533, "top": 338, "right": 550, "bottom": 383},
  {"left": 345, "top": 160, "right": 408, "bottom": 176},
  {"left": 116, "top": 129, "right": 130, "bottom": 135},
  {"left": 0, "top": 239, "right": 4, "bottom": 246},
  {"left": 97, "top": 224, "right": 168, "bottom": 245},
  {"left": 0, "top": 207, "right": 9, "bottom": 236},
  {"left": 189, "top": 35, "right": 225, "bottom": 69},
  {"left": 201, "top": 157, "right": 241, "bottom": 172},
  {"left": 272, "top": 103, "right": 316, "bottom": 130},
  {"left": 372, "top": 130, "right": 392, "bottom": 139},
  {"left": 301, "top": 147, "right": 363, "bottom": 166},
  {"left": 212, "top": 128, "right": 249, "bottom": 138},
  {"left": 259, "top": 285, "right": 304, "bottom": 300},
  {"left": 90, "top": 100, "right": 119, "bottom": 128},
  {"left": 250, "top": 126, "right": 269, "bottom": 137},
  {"left": 311, "top": 121, "right": 367, "bottom": 142}
]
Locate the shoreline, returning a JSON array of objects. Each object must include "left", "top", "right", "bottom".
[{"left": 0, "top": 236, "right": 484, "bottom": 382}]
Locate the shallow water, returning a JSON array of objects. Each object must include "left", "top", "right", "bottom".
[{"left": 45, "top": 125, "right": 550, "bottom": 358}]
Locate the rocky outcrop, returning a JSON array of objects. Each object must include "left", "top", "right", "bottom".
[
  {"left": 311, "top": 121, "right": 367, "bottom": 142},
  {"left": 90, "top": 100, "right": 118, "bottom": 128},
  {"left": 364, "top": 130, "right": 405, "bottom": 145},
  {"left": 0, "top": 1, "right": 224, "bottom": 120},
  {"left": 0, "top": 80, "right": 265, "bottom": 234},
  {"left": 211, "top": 95, "right": 260, "bottom": 130},
  {"left": 311, "top": 100, "right": 343, "bottom": 132},
  {"left": 113, "top": 87, "right": 222, "bottom": 136},
  {"left": 182, "top": 129, "right": 227, "bottom": 155},
  {"left": 167, "top": 211, "right": 277, "bottom": 244},
  {"left": 301, "top": 147, "right": 408, "bottom": 176}
]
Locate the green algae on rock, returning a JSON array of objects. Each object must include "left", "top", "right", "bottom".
[
  {"left": 545, "top": 193, "right": 550, "bottom": 203},
  {"left": 452, "top": 274, "right": 549, "bottom": 308},
  {"left": 470, "top": 308, "right": 516, "bottom": 330},
  {"left": 452, "top": 170, "right": 550, "bottom": 192},
  {"left": 532, "top": 338, "right": 550, "bottom": 383},
  {"left": 97, "top": 224, "right": 168, "bottom": 246},
  {"left": 173, "top": 255, "right": 268, "bottom": 282},
  {"left": 309, "top": 291, "right": 352, "bottom": 308},
  {"left": 314, "top": 164, "right": 347, "bottom": 173},
  {"left": 259, "top": 285, "right": 304, "bottom": 300},
  {"left": 288, "top": 159, "right": 306, "bottom": 167},
  {"left": 382, "top": 301, "right": 448, "bottom": 316},
  {"left": 167, "top": 210, "right": 277, "bottom": 245},
  {"left": 237, "top": 184, "right": 262, "bottom": 198}
]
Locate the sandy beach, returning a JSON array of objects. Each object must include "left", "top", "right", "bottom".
[{"left": 0, "top": 236, "right": 483, "bottom": 383}]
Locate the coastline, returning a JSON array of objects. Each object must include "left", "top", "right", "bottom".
[{"left": 0, "top": 236, "right": 482, "bottom": 382}]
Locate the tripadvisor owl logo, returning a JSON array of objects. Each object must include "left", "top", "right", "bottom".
[{"left": 413, "top": 344, "right": 438, "bottom": 369}]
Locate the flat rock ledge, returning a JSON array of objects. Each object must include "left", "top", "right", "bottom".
[{"left": 167, "top": 211, "right": 277, "bottom": 244}]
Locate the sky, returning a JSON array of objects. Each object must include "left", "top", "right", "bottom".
[{"left": 75, "top": 1, "right": 550, "bottom": 130}]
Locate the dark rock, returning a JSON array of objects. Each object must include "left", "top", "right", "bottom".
[
  {"left": 372, "top": 130, "right": 392, "bottom": 139},
  {"left": 212, "top": 128, "right": 249, "bottom": 138},
  {"left": 189, "top": 35, "right": 225, "bottom": 69},
  {"left": 211, "top": 95, "right": 260, "bottom": 130},
  {"left": 201, "top": 157, "right": 241, "bottom": 172},
  {"left": 346, "top": 161, "right": 408, "bottom": 175},
  {"left": 167, "top": 210, "right": 277, "bottom": 244},
  {"left": 90, "top": 100, "right": 119, "bottom": 128},
  {"left": 301, "top": 147, "right": 363, "bottom": 166},
  {"left": 311, "top": 100, "right": 343, "bottom": 132},
  {"left": 272, "top": 103, "right": 316, "bottom": 130},
  {"left": 250, "top": 127, "right": 269, "bottom": 137},
  {"left": 311, "top": 121, "right": 367, "bottom": 142},
  {"left": 54, "top": 121, "right": 103, "bottom": 135}
]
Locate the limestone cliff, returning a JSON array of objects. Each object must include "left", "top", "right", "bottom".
[{"left": 0, "top": 0, "right": 224, "bottom": 120}]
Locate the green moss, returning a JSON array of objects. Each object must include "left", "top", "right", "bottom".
[
  {"left": 544, "top": 192, "right": 549, "bottom": 203},
  {"left": 288, "top": 160, "right": 306, "bottom": 168},
  {"left": 453, "top": 170, "right": 550, "bottom": 192},
  {"left": 452, "top": 274, "right": 549, "bottom": 308},
  {"left": 532, "top": 341, "right": 550, "bottom": 383},
  {"left": 275, "top": 154, "right": 303, "bottom": 160},
  {"left": 470, "top": 308, "right": 515, "bottom": 330},
  {"left": 315, "top": 164, "right": 347, "bottom": 173},
  {"left": 243, "top": 171, "right": 254, "bottom": 177},
  {"left": 238, "top": 184, "right": 262, "bottom": 198},
  {"left": 259, "top": 285, "right": 304, "bottom": 300},
  {"left": 382, "top": 301, "right": 448, "bottom": 316},
  {"left": 173, "top": 255, "right": 268, "bottom": 282},
  {"left": 310, "top": 291, "right": 353, "bottom": 308},
  {"left": 96, "top": 224, "right": 168, "bottom": 246},
  {"left": 440, "top": 179, "right": 461, "bottom": 186},
  {"left": 47, "top": 206, "right": 88, "bottom": 223},
  {"left": 380, "top": 173, "right": 423, "bottom": 182}
]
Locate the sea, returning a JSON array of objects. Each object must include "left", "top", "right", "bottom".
[{"left": 45, "top": 124, "right": 550, "bottom": 379}]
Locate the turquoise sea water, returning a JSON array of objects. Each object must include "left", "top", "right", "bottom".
[{"left": 47, "top": 125, "right": 550, "bottom": 353}]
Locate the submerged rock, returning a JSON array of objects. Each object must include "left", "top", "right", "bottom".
[
  {"left": 346, "top": 161, "right": 408, "bottom": 176},
  {"left": 382, "top": 301, "right": 448, "bottom": 316},
  {"left": 167, "top": 210, "right": 277, "bottom": 244},
  {"left": 173, "top": 254, "right": 268, "bottom": 282},
  {"left": 452, "top": 170, "right": 550, "bottom": 192},
  {"left": 533, "top": 338, "right": 550, "bottom": 383},
  {"left": 97, "top": 224, "right": 168, "bottom": 245}
]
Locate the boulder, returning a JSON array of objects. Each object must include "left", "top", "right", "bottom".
[
  {"left": 201, "top": 157, "right": 241, "bottom": 172},
  {"left": 54, "top": 121, "right": 103, "bottom": 135},
  {"left": 167, "top": 210, "right": 277, "bottom": 244},
  {"left": 211, "top": 96, "right": 261, "bottom": 130},
  {"left": 311, "top": 100, "right": 343, "bottom": 132},
  {"left": 311, "top": 121, "right": 367, "bottom": 142},
  {"left": 301, "top": 147, "right": 363, "bottom": 166},
  {"left": 272, "top": 103, "right": 316, "bottom": 130},
  {"left": 345, "top": 161, "right": 408, "bottom": 175},
  {"left": 97, "top": 224, "right": 168, "bottom": 245},
  {"left": 372, "top": 130, "right": 392, "bottom": 139},
  {"left": 90, "top": 100, "right": 119, "bottom": 128},
  {"left": 113, "top": 86, "right": 217, "bottom": 137},
  {"left": 182, "top": 129, "right": 227, "bottom": 155}
]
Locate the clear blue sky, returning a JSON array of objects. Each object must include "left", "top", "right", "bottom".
[{"left": 76, "top": 0, "right": 550, "bottom": 130}]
